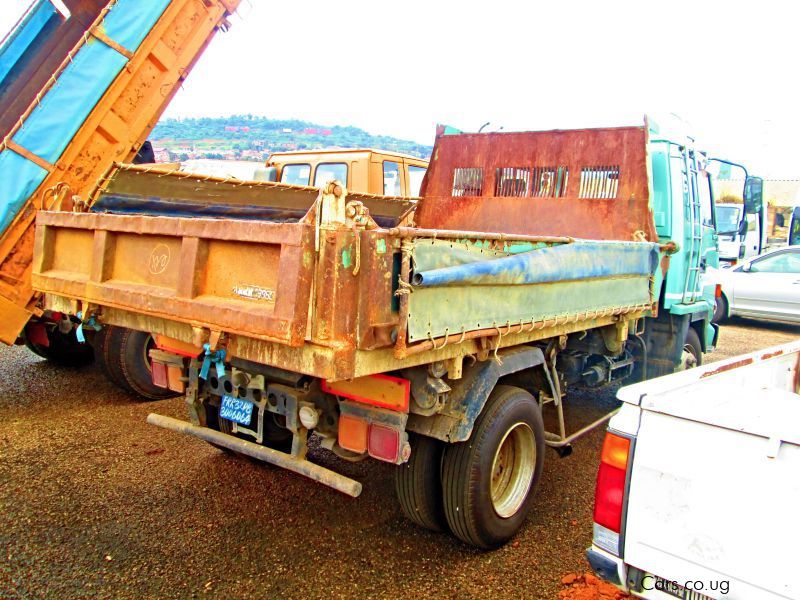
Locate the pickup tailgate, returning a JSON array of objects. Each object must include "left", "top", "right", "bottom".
[{"left": 620, "top": 347, "right": 800, "bottom": 600}]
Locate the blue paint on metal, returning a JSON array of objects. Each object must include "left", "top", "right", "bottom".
[
  {"left": 0, "top": 0, "right": 171, "bottom": 235},
  {"left": 413, "top": 241, "right": 659, "bottom": 288},
  {"left": 428, "top": 346, "right": 545, "bottom": 442}
]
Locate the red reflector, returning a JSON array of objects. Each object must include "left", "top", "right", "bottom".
[
  {"left": 27, "top": 323, "right": 49, "bottom": 347},
  {"left": 322, "top": 374, "right": 410, "bottom": 412},
  {"left": 151, "top": 360, "right": 168, "bottom": 389},
  {"left": 594, "top": 432, "right": 631, "bottom": 533},
  {"left": 368, "top": 424, "right": 400, "bottom": 463}
]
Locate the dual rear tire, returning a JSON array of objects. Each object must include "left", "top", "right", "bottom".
[
  {"left": 395, "top": 385, "right": 545, "bottom": 549},
  {"left": 94, "top": 326, "right": 178, "bottom": 401}
]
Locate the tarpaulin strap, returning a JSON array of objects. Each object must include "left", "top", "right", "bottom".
[
  {"left": 75, "top": 311, "right": 101, "bottom": 343},
  {"left": 4, "top": 139, "right": 55, "bottom": 172},
  {"left": 87, "top": 27, "right": 133, "bottom": 59},
  {"left": 199, "top": 343, "right": 226, "bottom": 380}
]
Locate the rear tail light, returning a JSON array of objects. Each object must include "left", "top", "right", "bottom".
[
  {"left": 151, "top": 360, "right": 169, "bottom": 388},
  {"left": 338, "top": 414, "right": 368, "bottom": 454},
  {"left": 368, "top": 424, "right": 400, "bottom": 462},
  {"left": 149, "top": 350, "right": 187, "bottom": 393},
  {"left": 593, "top": 431, "right": 632, "bottom": 556},
  {"left": 714, "top": 284, "right": 722, "bottom": 299},
  {"left": 26, "top": 322, "right": 50, "bottom": 347},
  {"left": 338, "top": 415, "right": 410, "bottom": 464}
]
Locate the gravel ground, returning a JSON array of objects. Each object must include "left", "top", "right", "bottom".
[{"left": 1, "top": 317, "right": 797, "bottom": 599}]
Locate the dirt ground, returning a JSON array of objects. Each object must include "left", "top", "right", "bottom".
[{"left": 1, "top": 317, "right": 797, "bottom": 599}]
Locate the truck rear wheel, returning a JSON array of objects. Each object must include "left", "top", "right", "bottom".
[
  {"left": 395, "top": 433, "right": 447, "bottom": 532},
  {"left": 97, "top": 327, "right": 178, "bottom": 401},
  {"left": 24, "top": 321, "right": 94, "bottom": 367},
  {"left": 441, "top": 385, "right": 544, "bottom": 549}
]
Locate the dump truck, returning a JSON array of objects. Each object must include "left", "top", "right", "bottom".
[
  {"left": 0, "top": 0, "right": 241, "bottom": 375},
  {"left": 588, "top": 340, "right": 800, "bottom": 600},
  {"left": 29, "top": 121, "right": 763, "bottom": 548},
  {"left": 0, "top": 1, "right": 431, "bottom": 399}
]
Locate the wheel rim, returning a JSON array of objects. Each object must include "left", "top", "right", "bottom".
[
  {"left": 490, "top": 422, "right": 536, "bottom": 519},
  {"left": 143, "top": 334, "right": 156, "bottom": 374},
  {"left": 679, "top": 343, "right": 699, "bottom": 371}
]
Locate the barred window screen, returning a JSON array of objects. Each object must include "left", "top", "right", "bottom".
[
  {"left": 531, "top": 166, "right": 569, "bottom": 198},
  {"left": 495, "top": 167, "right": 530, "bottom": 197},
  {"left": 452, "top": 168, "right": 483, "bottom": 196},
  {"left": 578, "top": 165, "right": 620, "bottom": 199}
]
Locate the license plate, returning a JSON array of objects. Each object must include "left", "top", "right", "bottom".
[
  {"left": 649, "top": 576, "right": 713, "bottom": 600},
  {"left": 219, "top": 395, "right": 253, "bottom": 426}
]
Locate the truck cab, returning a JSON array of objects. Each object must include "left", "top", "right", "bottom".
[
  {"left": 715, "top": 203, "right": 763, "bottom": 265},
  {"left": 266, "top": 149, "right": 428, "bottom": 197},
  {"left": 643, "top": 120, "right": 762, "bottom": 376}
]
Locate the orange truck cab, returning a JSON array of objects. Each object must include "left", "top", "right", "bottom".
[{"left": 266, "top": 149, "right": 428, "bottom": 197}]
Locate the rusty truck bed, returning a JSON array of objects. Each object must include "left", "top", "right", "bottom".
[{"left": 32, "top": 125, "right": 662, "bottom": 381}]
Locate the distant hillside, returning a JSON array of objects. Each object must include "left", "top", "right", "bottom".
[{"left": 151, "top": 115, "right": 432, "bottom": 162}]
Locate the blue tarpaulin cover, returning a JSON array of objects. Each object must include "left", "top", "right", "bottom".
[
  {"left": 413, "top": 241, "right": 660, "bottom": 287},
  {"left": 0, "top": 1, "right": 58, "bottom": 88},
  {"left": 0, "top": 0, "right": 171, "bottom": 236}
]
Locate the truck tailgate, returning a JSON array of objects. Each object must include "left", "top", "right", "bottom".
[
  {"left": 32, "top": 211, "right": 315, "bottom": 346},
  {"left": 622, "top": 350, "right": 800, "bottom": 599}
]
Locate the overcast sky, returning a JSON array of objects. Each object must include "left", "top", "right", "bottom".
[{"left": 2, "top": 1, "right": 798, "bottom": 177}]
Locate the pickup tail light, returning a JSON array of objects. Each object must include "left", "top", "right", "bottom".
[
  {"left": 592, "top": 431, "right": 632, "bottom": 556},
  {"left": 714, "top": 284, "right": 722, "bottom": 299}
]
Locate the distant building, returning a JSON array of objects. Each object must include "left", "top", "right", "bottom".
[{"left": 153, "top": 147, "right": 170, "bottom": 162}]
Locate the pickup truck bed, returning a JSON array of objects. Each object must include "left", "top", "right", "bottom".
[{"left": 589, "top": 341, "right": 800, "bottom": 600}]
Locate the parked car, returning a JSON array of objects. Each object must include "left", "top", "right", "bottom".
[
  {"left": 711, "top": 246, "right": 800, "bottom": 324},
  {"left": 587, "top": 341, "right": 800, "bottom": 600}
]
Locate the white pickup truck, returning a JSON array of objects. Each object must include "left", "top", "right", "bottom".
[{"left": 587, "top": 341, "right": 800, "bottom": 600}]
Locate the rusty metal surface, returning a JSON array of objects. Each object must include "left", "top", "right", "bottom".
[
  {"left": 33, "top": 211, "right": 315, "bottom": 346},
  {"left": 91, "top": 164, "right": 418, "bottom": 228},
  {"left": 416, "top": 126, "right": 656, "bottom": 242},
  {"left": 146, "top": 413, "right": 362, "bottom": 497},
  {"left": 30, "top": 124, "right": 664, "bottom": 383}
]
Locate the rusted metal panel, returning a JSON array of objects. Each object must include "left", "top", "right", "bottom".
[
  {"left": 416, "top": 126, "right": 656, "bottom": 242},
  {"left": 33, "top": 211, "right": 315, "bottom": 346}
]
